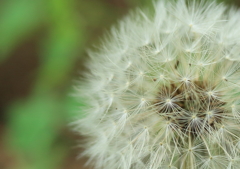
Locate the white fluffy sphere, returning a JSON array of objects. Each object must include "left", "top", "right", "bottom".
[{"left": 74, "top": 0, "right": 240, "bottom": 168}]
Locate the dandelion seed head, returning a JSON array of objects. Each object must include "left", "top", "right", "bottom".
[{"left": 74, "top": 0, "right": 240, "bottom": 168}]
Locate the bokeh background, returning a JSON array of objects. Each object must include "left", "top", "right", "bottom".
[{"left": 0, "top": 0, "right": 239, "bottom": 169}]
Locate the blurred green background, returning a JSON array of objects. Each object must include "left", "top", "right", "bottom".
[{"left": 0, "top": 0, "right": 239, "bottom": 169}]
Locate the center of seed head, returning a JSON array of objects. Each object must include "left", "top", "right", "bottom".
[
  {"left": 183, "top": 77, "right": 189, "bottom": 82},
  {"left": 155, "top": 81, "right": 225, "bottom": 137},
  {"left": 207, "top": 91, "right": 213, "bottom": 96},
  {"left": 207, "top": 111, "right": 212, "bottom": 115},
  {"left": 166, "top": 99, "right": 171, "bottom": 103}
]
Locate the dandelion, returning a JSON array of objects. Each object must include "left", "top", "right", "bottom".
[{"left": 73, "top": 0, "right": 240, "bottom": 168}]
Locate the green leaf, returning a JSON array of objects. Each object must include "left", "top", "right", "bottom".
[{"left": 0, "top": 0, "right": 43, "bottom": 60}]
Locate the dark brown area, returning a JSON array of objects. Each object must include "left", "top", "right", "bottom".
[
  {"left": 0, "top": 36, "right": 39, "bottom": 123},
  {"left": 155, "top": 81, "right": 225, "bottom": 137}
]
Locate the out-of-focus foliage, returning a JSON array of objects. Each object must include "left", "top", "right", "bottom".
[
  {"left": 7, "top": 95, "right": 65, "bottom": 169},
  {"left": 0, "top": 0, "right": 239, "bottom": 169},
  {"left": 0, "top": 0, "right": 43, "bottom": 60},
  {"left": 0, "top": 0, "right": 151, "bottom": 168},
  {"left": 0, "top": 0, "right": 85, "bottom": 168}
]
